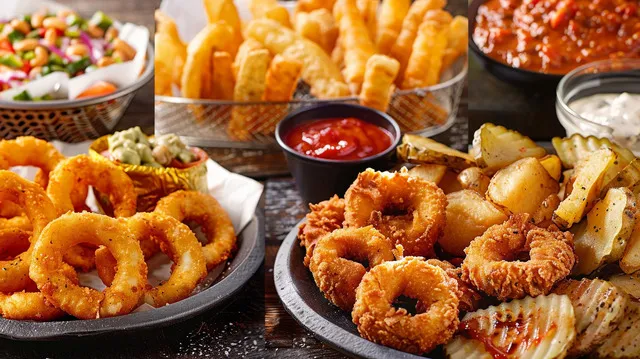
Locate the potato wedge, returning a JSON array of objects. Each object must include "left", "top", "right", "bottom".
[
  {"left": 609, "top": 272, "right": 640, "bottom": 299},
  {"left": 539, "top": 155, "right": 562, "bottom": 181},
  {"left": 532, "top": 194, "right": 560, "bottom": 228},
  {"left": 396, "top": 134, "right": 475, "bottom": 170},
  {"left": 573, "top": 187, "right": 637, "bottom": 275},
  {"left": 211, "top": 51, "right": 235, "bottom": 100},
  {"left": 553, "top": 279, "right": 628, "bottom": 357},
  {"left": 439, "top": 170, "right": 464, "bottom": 194},
  {"left": 621, "top": 196, "right": 640, "bottom": 274},
  {"left": 407, "top": 164, "right": 447, "bottom": 184},
  {"left": 595, "top": 300, "right": 640, "bottom": 359},
  {"left": 457, "top": 167, "right": 490, "bottom": 195},
  {"left": 439, "top": 190, "right": 508, "bottom": 257},
  {"left": 552, "top": 134, "right": 635, "bottom": 169},
  {"left": 487, "top": 157, "right": 559, "bottom": 215},
  {"left": 553, "top": 148, "right": 617, "bottom": 228},
  {"left": 472, "top": 123, "right": 546, "bottom": 174}
]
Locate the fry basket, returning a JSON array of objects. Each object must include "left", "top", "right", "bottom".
[
  {"left": 155, "top": 56, "right": 467, "bottom": 149},
  {"left": 0, "top": 45, "right": 154, "bottom": 143}
]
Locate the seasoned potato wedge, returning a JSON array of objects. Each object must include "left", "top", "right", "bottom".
[
  {"left": 609, "top": 272, "right": 640, "bottom": 299},
  {"left": 573, "top": 187, "right": 637, "bottom": 275},
  {"left": 595, "top": 300, "right": 640, "bottom": 359},
  {"left": 552, "top": 134, "right": 635, "bottom": 169},
  {"left": 621, "top": 197, "right": 640, "bottom": 274},
  {"left": 407, "top": 164, "right": 447, "bottom": 184},
  {"left": 602, "top": 159, "right": 640, "bottom": 196},
  {"left": 487, "top": 157, "right": 559, "bottom": 215},
  {"left": 439, "top": 170, "right": 465, "bottom": 194},
  {"left": 553, "top": 148, "right": 617, "bottom": 228},
  {"left": 539, "top": 155, "right": 562, "bottom": 181},
  {"left": 554, "top": 279, "right": 628, "bottom": 357},
  {"left": 397, "top": 134, "right": 475, "bottom": 170},
  {"left": 532, "top": 194, "right": 561, "bottom": 228},
  {"left": 457, "top": 167, "right": 490, "bottom": 195},
  {"left": 439, "top": 190, "right": 508, "bottom": 257},
  {"left": 472, "top": 123, "right": 546, "bottom": 173},
  {"left": 445, "top": 294, "right": 576, "bottom": 359}
]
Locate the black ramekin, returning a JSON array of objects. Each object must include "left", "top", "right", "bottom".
[{"left": 275, "top": 103, "right": 402, "bottom": 205}]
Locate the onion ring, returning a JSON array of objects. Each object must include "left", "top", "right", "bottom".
[
  {"left": 95, "top": 212, "right": 207, "bottom": 307},
  {"left": 344, "top": 168, "right": 447, "bottom": 257},
  {"left": 425, "top": 259, "right": 482, "bottom": 313},
  {"left": 154, "top": 190, "right": 236, "bottom": 270},
  {"left": 309, "top": 226, "right": 394, "bottom": 311},
  {"left": 461, "top": 214, "right": 576, "bottom": 300},
  {"left": 0, "top": 171, "right": 57, "bottom": 293},
  {"left": 29, "top": 212, "right": 147, "bottom": 319},
  {"left": 298, "top": 195, "right": 345, "bottom": 267},
  {"left": 352, "top": 257, "right": 460, "bottom": 354},
  {"left": 0, "top": 228, "right": 31, "bottom": 260}
]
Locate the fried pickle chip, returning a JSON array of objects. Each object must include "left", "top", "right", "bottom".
[{"left": 596, "top": 300, "right": 640, "bottom": 359}]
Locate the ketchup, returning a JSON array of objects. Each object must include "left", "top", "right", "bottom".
[{"left": 284, "top": 118, "right": 393, "bottom": 161}]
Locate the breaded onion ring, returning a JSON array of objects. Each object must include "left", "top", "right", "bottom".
[
  {"left": 309, "top": 226, "right": 394, "bottom": 311},
  {"left": 0, "top": 228, "right": 31, "bottom": 260},
  {"left": 425, "top": 259, "right": 483, "bottom": 313},
  {"left": 462, "top": 214, "right": 576, "bottom": 300},
  {"left": 155, "top": 190, "right": 236, "bottom": 270},
  {"left": 0, "top": 171, "right": 57, "bottom": 293},
  {"left": 298, "top": 195, "right": 345, "bottom": 267},
  {"left": 352, "top": 257, "right": 460, "bottom": 354},
  {"left": 344, "top": 168, "right": 446, "bottom": 257},
  {"left": 29, "top": 212, "right": 147, "bottom": 319},
  {"left": 95, "top": 212, "right": 207, "bottom": 307}
]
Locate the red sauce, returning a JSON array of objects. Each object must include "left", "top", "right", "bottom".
[
  {"left": 473, "top": 0, "right": 640, "bottom": 74},
  {"left": 284, "top": 118, "right": 393, "bottom": 161}
]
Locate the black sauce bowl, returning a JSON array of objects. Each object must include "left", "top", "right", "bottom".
[
  {"left": 276, "top": 104, "right": 401, "bottom": 205},
  {"left": 469, "top": 0, "right": 564, "bottom": 87}
]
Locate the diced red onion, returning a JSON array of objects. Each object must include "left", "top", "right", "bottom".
[
  {"left": 38, "top": 40, "right": 73, "bottom": 62},
  {"left": 79, "top": 31, "right": 96, "bottom": 63}
]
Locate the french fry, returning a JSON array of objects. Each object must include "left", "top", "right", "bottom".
[
  {"left": 264, "top": 55, "right": 303, "bottom": 102},
  {"left": 154, "top": 11, "right": 187, "bottom": 88},
  {"left": 390, "top": 0, "right": 447, "bottom": 85},
  {"left": 334, "top": 0, "right": 376, "bottom": 94},
  {"left": 181, "top": 22, "right": 235, "bottom": 99},
  {"left": 295, "top": 0, "right": 337, "bottom": 14},
  {"left": 442, "top": 16, "right": 468, "bottom": 72},
  {"left": 245, "top": 19, "right": 347, "bottom": 98},
  {"left": 228, "top": 49, "right": 271, "bottom": 140},
  {"left": 357, "top": 0, "right": 378, "bottom": 42},
  {"left": 294, "top": 9, "right": 338, "bottom": 54},
  {"left": 359, "top": 55, "right": 400, "bottom": 112},
  {"left": 401, "top": 20, "right": 448, "bottom": 89},
  {"left": 203, "top": 0, "right": 243, "bottom": 57},
  {"left": 376, "top": 0, "right": 411, "bottom": 55},
  {"left": 309, "top": 78, "right": 351, "bottom": 99},
  {"left": 233, "top": 38, "right": 265, "bottom": 78},
  {"left": 154, "top": 33, "right": 177, "bottom": 96},
  {"left": 332, "top": 35, "right": 344, "bottom": 69},
  {"left": 250, "top": 0, "right": 292, "bottom": 28},
  {"left": 212, "top": 52, "right": 235, "bottom": 100}
]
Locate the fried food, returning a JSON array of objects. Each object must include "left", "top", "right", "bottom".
[
  {"left": 356, "top": 0, "right": 378, "bottom": 42},
  {"left": 0, "top": 137, "right": 64, "bottom": 188},
  {"left": 457, "top": 167, "right": 490, "bottom": 195},
  {"left": 621, "top": 200, "right": 640, "bottom": 274},
  {"left": 29, "top": 212, "right": 147, "bottom": 319},
  {"left": 0, "top": 171, "right": 57, "bottom": 293},
  {"left": 531, "top": 193, "right": 561, "bottom": 228},
  {"left": 298, "top": 195, "right": 345, "bottom": 267},
  {"left": 352, "top": 257, "right": 460, "bottom": 354},
  {"left": 155, "top": 190, "right": 236, "bottom": 270},
  {"left": 211, "top": 52, "right": 235, "bottom": 100},
  {"left": 397, "top": 134, "right": 476, "bottom": 170},
  {"left": 62, "top": 244, "right": 99, "bottom": 273},
  {"left": 202, "top": 0, "right": 243, "bottom": 56},
  {"left": 95, "top": 213, "right": 207, "bottom": 307},
  {"left": 154, "top": 11, "right": 187, "bottom": 93},
  {"left": 358, "top": 55, "right": 400, "bottom": 112},
  {"left": 441, "top": 16, "right": 468, "bottom": 71},
  {"left": 376, "top": 0, "right": 411, "bottom": 54},
  {"left": 609, "top": 272, "right": 640, "bottom": 299},
  {"left": 552, "top": 134, "right": 636, "bottom": 170},
  {"left": 263, "top": 55, "right": 303, "bottom": 102},
  {"left": 407, "top": 164, "right": 447, "bottom": 184},
  {"left": 595, "top": 300, "right": 640, "bottom": 359},
  {"left": 554, "top": 279, "right": 628, "bottom": 357},
  {"left": 462, "top": 214, "right": 576, "bottom": 300},
  {"left": 0, "top": 229, "right": 30, "bottom": 260},
  {"left": 344, "top": 168, "right": 446, "bottom": 257},
  {"left": 401, "top": 20, "right": 448, "bottom": 89},
  {"left": 293, "top": 9, "right": 338, "bottom": 53},
  {"left": 0, "top": 216, "right": 32, "bottom": 232},
  {"left": 250, "top": 0, "right": 292, "bottom": 28},
  {"left": 539, "top": 154, "right": 563, "bottom": 181},
  {"left": 446, "top": 294, "right": 576, "bottom": 359},
  {"left": 309, "top": 226, "right": 394, "bottom": 311},
  {"left": 426, "top": 259, "right": 483, "bottom": 313}
]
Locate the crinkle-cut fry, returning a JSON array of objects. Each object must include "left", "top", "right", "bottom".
[
  {"left": 154, "top": 10, "right": 187, "bottom": 88},
  {"left": 294, "top": 9, "right": 338, "bottom": 54},
  {"left": 228, "top": 49, "right": 270, "bottom": 140},
  {"left": 334, "top": 0, "right": 376, "bottom": 94},
  {"left": 202, "top": 0, "right": 243, "bottom": 57},
  {"left": 233, "top": 38, "right": 265, "bottom": 79},
  {"left": 250, "top": 0, "right": 292, "bottom": 28},
  {"left": 332, "top": 35, "right": 344, "bottom": 69},
  {"left": 401, "top": 20, "right": 449, "bottom": 89},
  {"left": 376, "top": 0, "right": 411, "bottom": 55},
  {"left": 390, "top": 0, "right": 447, "bottom": 84},
  {"left": 295, "top": 0, "right": 337, "bottom": 13},
  {"left": 359, "top": 55, "right": 400, "bottom": 112},
  {"left": 258, "top": 55, "right": 303, "bottom": 134},
  {"left": 181, "top": 22, "right": 234, "bottom": 99},
  {"left": 442, "top": 16, "right": 468, "bottom": 72},
  {"left": 211, "top": 52, "right": 235, "bottom": 100},
  {"left": 310, "top": 78, "right": 351, "bottom": 99},
  {"left": 245, "top": 19, "right": 346, "bottom": 99},
  {"left": 357, "top": 0, "right": 378, "bottom": 43}
]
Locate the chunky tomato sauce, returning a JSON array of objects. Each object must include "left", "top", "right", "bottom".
[
  {"left": 284, "top": 118, "right": 393, "bottom": 160},
  {"left": 473, "top": 0, "right": 640, "bottom": 74}
]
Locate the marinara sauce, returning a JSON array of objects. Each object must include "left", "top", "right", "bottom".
[
  {"left": 473, "top": 0, "right": 640, "bottom": 74},
  {"left": 284, "top": 118, "right": 393, "bottom": 161}
]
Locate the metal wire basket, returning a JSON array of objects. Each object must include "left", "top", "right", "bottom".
[
  {"left": 155, "top": 56, "right": 468, "bottom": 149},
  {"left": 0, "top": 45, "right": 154, "bottom": 143}
]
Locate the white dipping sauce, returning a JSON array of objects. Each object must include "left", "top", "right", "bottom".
[{"left": 569, "top": 93, "right": 640, "bottom": 139}]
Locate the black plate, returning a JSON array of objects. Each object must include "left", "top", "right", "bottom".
[
  {"left": 469, "top": 0, "right": 563, "bottom": 86},
  {"left": 0, "top": 211, "right": 265, "bottom": 341},
  {"left": 275, "top": 219, "right": 436, "bottom": 359}
]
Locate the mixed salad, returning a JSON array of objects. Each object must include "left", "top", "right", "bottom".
[{"left": 0, "top": 9, "right": 136, "bottom": 93}]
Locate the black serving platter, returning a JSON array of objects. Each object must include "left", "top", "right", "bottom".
[
  {"left": 275, "top": 219, "right": 438, "bottom": 359},
  {"left": 469, "top": 0, "right": 563, "bottom": 86},
  {"left": 0, "top": 210, "right": 265, "bottom": 341}
]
